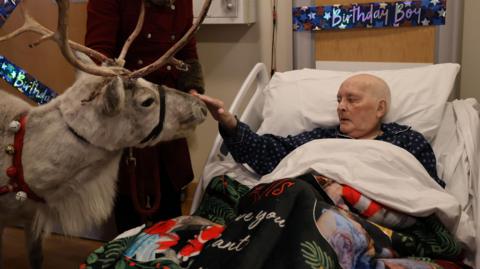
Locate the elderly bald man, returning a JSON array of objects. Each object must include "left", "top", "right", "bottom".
[{"left": 194, "top": 74, "right": 445, "bottom": 188}]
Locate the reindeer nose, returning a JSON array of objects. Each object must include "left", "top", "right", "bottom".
[
  {"left": 200, "top": 106, "right": 207, "bottom": 116},
  {"left": 192, "top": 98, "right": 207, "bottom": 117},
  {"left": 193, "top": 104, "right": 207, "bottom": 119},
  {"left": 179, "top": 104, "right": 207, "bottom": 125}
]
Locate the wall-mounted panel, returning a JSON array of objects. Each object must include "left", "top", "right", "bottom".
[{"left": 194, "top": 0, "right": 256, "bottom": 24}]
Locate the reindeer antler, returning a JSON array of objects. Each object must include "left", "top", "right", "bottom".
[
  {"left": 129, "top": 0, "right": 213, "bottom": 78},
  {"left": 0, "top": 3, "right": 112, "bottom": 65},
  {"left": 54, "top": 0, "right": 128, "bottom": 76},
  {"left": 115, "top": 0, "right": 146, "bottom": 67},
  {"left": 0, "top": 0, "right": 212, "bottom": 79},
  {"left": 0, "top": 0, "right": 125, "bottom": 76}
]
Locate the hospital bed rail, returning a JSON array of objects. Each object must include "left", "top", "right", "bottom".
[{"left": 191, "top": 63, "right": 269, "bottom": 213}]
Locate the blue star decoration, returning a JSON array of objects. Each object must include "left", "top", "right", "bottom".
[
  {"left": 323, "top": 12, "right": 331, "bottom": 20},
  {"left": 421, "top": 18, "right": 430, "bottom": 26},
  {"left": 437, "top": 8, "right": 446, "bottom": 17},
  {"left": 421, "top": 0, "right": 431, "bottom": 7},
  {"left": 0, "top": 0, "right": 21, "bottom": 27}
]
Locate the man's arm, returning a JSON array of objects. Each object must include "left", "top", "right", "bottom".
[{"left": 194, "top": 94, "right": 336, "bottom": 175}]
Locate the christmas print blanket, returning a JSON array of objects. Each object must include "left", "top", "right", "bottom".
[{"left": 82, "top": 140, "right": 471, "bottom": 269}]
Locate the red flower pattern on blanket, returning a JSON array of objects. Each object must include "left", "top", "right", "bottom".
[
  {"left": 178, "top": 225, "right": 225, "bottom": 262},
  {"left": 144, "top": 219, "right": 181, "bottom": 252},
  {"left": 125, "top": 218, "right": 225, "bottom": 262}
]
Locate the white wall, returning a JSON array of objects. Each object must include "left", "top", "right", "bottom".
[{"left": 188, "top": 1, "right": 292, "bottom": 181}]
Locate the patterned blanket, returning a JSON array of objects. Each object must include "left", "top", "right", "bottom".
[{"left": 81, "top": 174, "right": 468, "bottom": 269}]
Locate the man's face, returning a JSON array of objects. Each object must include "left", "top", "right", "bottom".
[{"left": 336, "top": 80, "right": 382, "bottom": 139}]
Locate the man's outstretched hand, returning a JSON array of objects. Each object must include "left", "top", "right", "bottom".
[{"left": 190, "top": 92, "right": 238, "bottom": 132}]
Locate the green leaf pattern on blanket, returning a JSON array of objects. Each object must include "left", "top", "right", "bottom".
[
  {"left": 209, "top": 175, "right": 244, "bottom": 201},
  {"left": 194, "top": 196, "right": 236, "bottom": 225},
  {"left": 392, "top": 215, "right": 461, "bottom": 259},
  {"left": 301, "top": 241, "right": 336, "bottom": 269},
  {"left": 84, "top": 236, "right": 136, "bottom": 267},
  {"left": 193, "top": 175, "right": 250, "bottom": 225}
]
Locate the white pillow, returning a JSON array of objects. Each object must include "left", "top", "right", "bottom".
[{"left": 257, "top": 64, "right": 460, "bottom": 142}]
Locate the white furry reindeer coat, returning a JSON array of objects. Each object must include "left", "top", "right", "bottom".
[{"left": 0, "top": 62, "right": 207, "bottom": 238}]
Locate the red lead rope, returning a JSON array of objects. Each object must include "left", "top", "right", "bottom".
[{"left": 126, "top": 148, "right": 161, "bottom": 219}]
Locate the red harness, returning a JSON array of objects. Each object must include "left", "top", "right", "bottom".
[{"left": 0, "top": 115, "right": 45, "bottom": 203}]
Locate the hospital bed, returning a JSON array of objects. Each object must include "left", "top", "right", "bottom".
[
  {"left": 191, "top": 62, "right": 480, "bottom": 267},
  {"left": 81, "top": 62, "right": 480, "bottom": 268}
]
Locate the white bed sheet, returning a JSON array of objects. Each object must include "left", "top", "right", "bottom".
[
  {"left": 433, "top": 98, "right": 480, "bottom": 266},
  {"left": 260, "top": 138, "right": 474, "bottom": 258}
]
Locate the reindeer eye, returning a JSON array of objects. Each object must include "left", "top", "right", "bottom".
[{"left": 141, "top": 98, "right": 155, "bottom": 107}]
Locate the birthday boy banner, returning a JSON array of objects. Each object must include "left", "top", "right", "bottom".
[
  {"left": 0, "top": 0, "right": 20, "bottom": 27},
  {"left": 293, "top": 0, "right": 446, "bottom": 31},
  {"left": 0, "top": 55, "right": 58, "bottom": 104},
  {"left": 1, "top": 1, "right": 58, "bottom": 105}
]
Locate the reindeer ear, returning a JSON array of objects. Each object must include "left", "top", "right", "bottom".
[{"left": 101, "top": 77, "right": 125, "bottom": 116}]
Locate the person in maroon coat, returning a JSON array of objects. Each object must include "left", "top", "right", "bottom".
[{"left": 85, "top": 0, "right": 205, "bottom": 233}]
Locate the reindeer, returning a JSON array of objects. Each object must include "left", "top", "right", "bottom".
[{"left": 0, "top": 0, "right": 212, "bottom": 268}]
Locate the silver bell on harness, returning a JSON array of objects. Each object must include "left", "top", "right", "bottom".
[
  {"left": 5, "top": 144, "right": 15, "bottom": 155},
  {"left": 15, "top": 191, "right": 28, "bottom": 202},
  {"left": 8, "top": 120, "right": 21, "bottom": 133}
]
